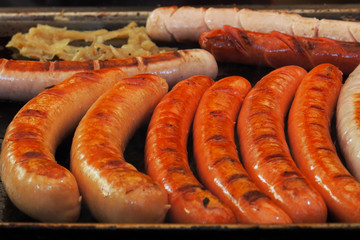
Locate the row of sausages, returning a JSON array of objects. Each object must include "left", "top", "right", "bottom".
[{"left": 2, "top": 59, "right": 360, "bottom": 224}]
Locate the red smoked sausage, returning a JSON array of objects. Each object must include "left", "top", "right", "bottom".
[
  {"left": 193, "top": 76, "right": 292, "bottom": 223},
  {"left": 288, "top": 63, "right": 360, "bottom": 222},
  {"left": 145, "top": 75, "right": 236, "bottom": 223},
  {"left": 237, "top": 65, "right": 327, "bottom": 223}
]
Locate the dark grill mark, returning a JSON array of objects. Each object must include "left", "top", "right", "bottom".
[
  {"left": 309, "top": 104, "right": 325, "bottom": 112},
  {"left": 22, "top": 151, "right": 47, "bottom": 160},
  {"left": 167, "top": 167, "right": 188, "bottom": 174},
  {"left": 227, "top": 173, "right": 249, "bottom": 183},
  {"left": 177, "top": 184, "right": 205, "bottom": 193},
  {"left": 317, "top": 147, "right": 335, "bottom": 153},
  {"left": 17, "top": 109, "right": 47, "bottom": 118},
  {"left": 254, "top": 133, "right": 277, "bottom": 142},
  {"left": 264, "top": 153, "right": 286, "bottom": 163},
  {"left": 243, "top": 190, "right": 268, "bottom": 203},
  {"left": 212, "top": 156, "right": 237, "bottom": 167},
  {"left": 203, "top": 197, "right": 210, "bottom": 208},
  {"left": 206, "top": 134, "right": 227, "bottom": 142}
]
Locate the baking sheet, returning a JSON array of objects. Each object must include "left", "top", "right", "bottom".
[{"left": 1, "top": 4, "right": 360, "bottom": 238}]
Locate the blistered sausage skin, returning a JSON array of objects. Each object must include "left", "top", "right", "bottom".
[
  {"left": 199, "top": 26, "right": 360, "bottom": 75},
  {"left": 193, "top": 76, "right": 292, "bottom": 224},
  {"left": 237, "top": 66, "right": 327, "bottom": 223},
  {"left": 145, "top": 75, "right": 236, "bottom": 223},
  {"left": 71, "top": 74, "right": 169, "bottom": 223},
  {"left": 0, "top": 49, "right": 218, "bottom": 101},
  {"left": 0, "top": 68, "right": 127, "bottom": 222},
  {"left": 337, "top": 65, "right": 360, "bottom": 182},
  {"left": 146, "top": 6, "right": 360, "bottom": 42},
  {"left": 289, "top": 63, "right": 360, "bottom": 222}
]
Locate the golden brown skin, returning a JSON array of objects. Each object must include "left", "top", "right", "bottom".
[
  {"left": 145, "top": 75, "right": 236, "bottom": 224},
  {"left": 71, "top": 74, "right": 169, "bottom": 223},
  {"left": 0, "top": 68, "right": 127, "bottom": 222},
  {"left": 193, "top": 76, "right": 292, "bottom": 224}
]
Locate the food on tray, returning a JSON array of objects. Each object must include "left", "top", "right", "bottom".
[
  {"left": 146, "top": 6, "right": 360, "bottom": 42},
  {"left": 6, "top": 22, "right": 175, "bottom": 61},
  {"left": 288, "top": 63, "right": 360, "bottom": 222},
  {"left": 237, "top": 66, "right": 327, "bottom": 223},
  {"left": 145, "top": 75, "right": 236, "bottom": 224},
  {"left": 0, "top": 49, "right": 218, "bottom": 101},
  {"left": 193, "top": 76, "right": 292, "bottom": 224},
  {"left": 337, "top": 65, "right": 360, "bottom": 182},
  {"left": 0, "top": 68, "right": 128, "bottom": 222},
  {"left": 200, "top": 25, "right": 360, "bottom": 75},
  {"left": 71, "top": 74, "right": 169, "bottom": 223}
]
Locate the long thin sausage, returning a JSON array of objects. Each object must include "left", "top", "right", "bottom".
[
  {"left": 337, "top": 64, "right": 360, "bottom": 182},
  {"left": 288, "top": 63, "right": 360, "bottom": 222},
  {"left": 0, "top": 68, "right": 127, "bottom": 222},
  {"left": 146, "top": 6, "right": 360, "bottom": 42},
  {"left": 0, "top": 49, "right": 218, "bottom": 101},
  {"left": 237, "top": 66, "right": 327, "bottom": 223},
  {"left": 145, "top": 75, "right": 236, "bottom": 223},
  {"left": 193, "top": 76, "right": 292, "bottom": 224},
  {"left": 199, "top": 26, "right": 360, "bottom": 75},
  {"left": 71, "top": 74, "right": 169, "bottom": 223}
]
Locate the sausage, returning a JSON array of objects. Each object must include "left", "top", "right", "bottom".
[
  {"left": 337, "top": 64, "right": 360, "bottom": 182},
  {"left": 237, "top": 66, "right": 327, "bottom": 223},
  {"left": 146, "top": 6, "right": 360, "bottom": 42},
  {"left": 71, "top": 74, "right": 169, "bottom": 223},
  {"left": 0, "top": 68, "right": 128, "bottom": 222},
  {"left": 199, "top": 26, "right": 360, "bottom": 75},
  {"left": 0, "top": 49, "right": 218, "bottom": 101},
  {"left": 192, "top": 76, "right": 292, "bottom": 224},
  {"left": 145, "top": 75, "right": 236, "bottom": 223},
  {"left": 288, "top": 63, "right": 360, "bottom": 222}
]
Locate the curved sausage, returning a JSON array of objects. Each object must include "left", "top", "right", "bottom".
[
  {"left": 337, "top": 64, "right": 360, "bottom": 182},
  {"left": 288, "top": 63, "right": 360, "bottom": 222},
  {"left": 193, "top": 76, "right": 292, "bottom": 224},
  {"left": 71, "top": 74, "right": 169, "bottom": 223},
  {"left": 0, "top": 68, "right": 127, "bottom": 222},
  {"left": 237, "top": 65, "right": 327, "bottom": 223},
  {"left": 145, "top": 75, "right": 236, "bottom": 223},
  {"left": 146, "top": 6, "right": 360, "bottom": 43},
  {"left": 0, "top": 49, "right": 218, "bottom": 101},
  {"left": 199, "top": 26, "right": 360, "bottom": 75}
]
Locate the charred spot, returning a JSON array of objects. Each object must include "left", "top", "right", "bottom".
[
  {"left": 100, "top": 160, "right": 125, "bottom": 170},
  {"left": 212, "top": 156, "right": 237, "bottom": 167},
  {"left": 10, "top": 131, "right": 39, "bottom": 140},
  {"left": 167, "top": 166, "right": 188, "bottom": 174},
  {"left": 209, "top": 110, "right": 225, "bottom": 118},
  {"left": 254, "top": 133, "right": 277, "bottom": 142},
  {"left": 142, "top": 51, "right": 180, "bottom": 66},
  {"left": 243, "top": 190, "right": 268, "bottom": 203},
  {"left": 309, "top": 104, "right": 325, "bottom": 112},
  {"left": 203, "top": 197, "right": 210, "bottom": 208},
  {"left": 282, "top": 171, "right": 301, "bottom": 178},
  {"left": 206, "top": 134, "right": 227, "bottom": 142},
  {"left": 310, "top": 86, "right": 326, "bottom": 93},
  {"left": 333, "top": 174, "right": 353, "bottom": 179},
  {"left": 177, "top": 184, "right": 205, "bottom": 194},
  {"left": 264, "top": 153, "right": 286, "bottom": 163},
  {"left": 21, "top": 151, "right": 48, "bottom": 160},
  {"left": 17, "top": 109, "right": 47, "bottom": 118},
  {"left": 291, "top": 37, "right": 305, "bottom": 54},
  {"left": 227, "top": 173, "right": 249, "bottom": 183},
  {"left": 161, "top": 147, "right": 178, "bottom": 153}
]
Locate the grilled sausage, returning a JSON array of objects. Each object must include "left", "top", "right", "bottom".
[
  {"left": 199, "top": 26, "right": 360, "bottom": 75},
  {"left": 71, "top": 74, "right": 169, "bottom": 223},
  {"left": 145, "top": 75, "right": 236, "bottom": 223},
  {"left": 237, "top": 65, "right": 327, "bottom": 223},
  {"left": 337, "top": 64, "right": 360, "bottom": 182},
  {"left": 0, "top": 68, "right": 127, "bottom": 222},
  {"left": 288, "top": 63, "right": 360, "bottom": 222},
  {"left": 193, "top": 76, "right": 292, "bottom": 223},
  {"left": 0, "top": 49, "right": 218, "bottom": 101},
  {"left": 146, "top": 6, "right": 360, "bottom": 43}
]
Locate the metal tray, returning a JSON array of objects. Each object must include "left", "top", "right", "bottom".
[{"left": 1, "top": 4, "right": 360, "bottom": 239}]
